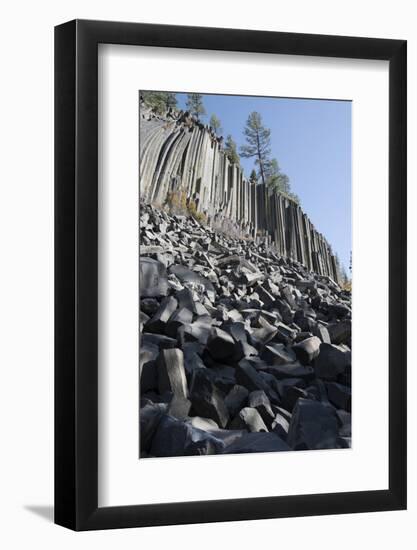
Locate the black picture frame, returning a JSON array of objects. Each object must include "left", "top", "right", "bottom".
[{"left": 55, "top": 19, "right": 407, "bottom": 531}]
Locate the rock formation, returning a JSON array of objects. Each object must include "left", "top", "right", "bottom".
[
  {"left": 140, "top": 101, "right": 340, "bottom": 282},
  {"left": 139, "top": 203, "right": 352, "bottom": 457}
]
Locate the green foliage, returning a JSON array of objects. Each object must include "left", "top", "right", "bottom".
[
  {"left": 224, "top": 135, "right": 240, "bottom": 165},
  {"left": 186, "top": 93, "right": 206, "bottom": 119},
  {"left": 240, "top": 111, "right": 299, "bottom": 204},
  {"left": 249, "top": 169, "right": 258, "bottom": 183},
  {"left": 240, "top": 112, "right": 271, "bottom": 185},
  {"left": 209, "top": 114, "right": 222, "bottom": 134},
  {"left": 141, "top": 91, "right": 177, "bottom": 114}
]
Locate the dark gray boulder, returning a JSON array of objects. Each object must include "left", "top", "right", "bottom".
[
  {"left": 313, "top": 324, "right": 331, "bottom": 344},
  {"left": 271, "top": 410, "right": 290, "bottom": 440},
  {"left": 292, "top": 336, "right": 321, "bottom": 365},
  {"left": 190, "top": 369, "right": 229, "bottom": 428},
  {"left": 157, "top": 348, "right": 188, "bottom": 398},
  {"left": 142, "top": 333, "right": 178, "bottom": 350},
  {"left": 280, "top": 384, "right": 308, "bottom": 412},
  {"left": 328, "top": 320, "right": 351, "bottom": 345},
  {"left": 287, "top": 398, "right": 339, "bottom": 450},
  {"left": 248, "top": 390, "right": 275, "bottom": 427},
  {"left": 206, "top": 327, "right": 242, "bottom": 363},
  {"left": 314, "top": 343, "right": 351, "bottom": 380},
  {"left": 261, "top": 344, "right": 296, "bottom": 366},
  {"left": 165, "top": 306, "right": 193, "bottom": 338},
  {"left": 236, "top": 361, "right": 269, "bottom": 393},
  {"left": 144, "top": 295, "right": 178, "bottom": 334},
  {"left": 140, "top": 257, "right": 168, "bottom": 298},
  {"left": 222, "top": 432, "right": 290, "bottom": 454},
  {"left": 140, "top": 402, "right": 166, "bottom": 452},
  {"left": 224, "top": 385, "right": 249, "bottom": 418},
  {"left": 326, "top": 382, "right": 351, "bottom": 411},
  {"left": 150, "top": 415, "right": 225, "bottom": 456},
  {"left": 264, "top": 362, "right": 314, "bottom": 383},
  {"left": 168, "top": 265, "right": 215, "bottom": 299},
  {"left": 230, "top": 407, "right": 269, "bottom": 432},
  {"left": 167, "top": 395, "right": 192, "bottom": 419}
]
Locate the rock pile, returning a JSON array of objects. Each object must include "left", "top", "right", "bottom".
[{"left": 139, "top": 203, "right": 352, "bottom": 457}]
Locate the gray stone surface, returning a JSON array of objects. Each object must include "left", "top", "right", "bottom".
[
  {"left": 138, "top": 152, "right": 352, "bottom": 457},
  {"left": 287, "top": 398, "right": 339, "bottom": 450},
  {"left": 140, "top": 257, "right": 169, "bottom": 298},
  {"left": 292, "top": 336, "right": 321, "bottom": 365},
  {"left": 157, "top": 348, "right": 188, "bottom": 398},
  {"left": 230, "top": 407, "right": 269, "bottom": 432},
  {"left": 222, "top": 432, "right": 290, "bottom": 454}
]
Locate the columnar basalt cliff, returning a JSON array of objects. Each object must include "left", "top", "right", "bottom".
[{"left": 140, "top": 102, "right": 339, "bottom": 283}]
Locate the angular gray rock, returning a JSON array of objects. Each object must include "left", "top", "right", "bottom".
[
  {"left": 292, "top": 336, "right": 321, "bottom": 365},
  {"left": 190, "top": 369, "right": 230, "bottom": 428},
  {"left": 314, "top": 343, "right": 351, "bottom": 380},
  {"left": 326, "top": 382, "right": 351, "bottom": 411},
  {"left": 157, "top": 348, "right": 188, "bottom": 398},
  {"left": 248, "top": 390, "right": 275, "bottom": 427},
  {"left": 140, "top": 402, "right": 166, "bottom": 453},
  {"left": 144, "top": 295, "right": 178, "bottom": 334},
  {"left": 138, "top": 191, "right": 351, "bottom": 457},
  {"left": 230, "top": 407, "right": 269, "bottom": 432},
  {"left": 224, "top": 385, "right": 249, "bottom": 418},
  {"left": 140, "top": 257, "right": 169, "bottom": 298},
  {"left": 287, "top": 398, "right": 339, "bottom": 450},
  {"left": 150, "top": 415, "right": 225, "bottom": 456},
  {"left": 222, "top": 432, "right": 290, "bottom": 454}
]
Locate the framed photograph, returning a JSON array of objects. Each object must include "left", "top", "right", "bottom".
[{"left": 55, "top": 20, "right": 407, "bottom": 530}]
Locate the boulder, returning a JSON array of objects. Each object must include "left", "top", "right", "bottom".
[
  {"left": 287, "top": 398, "right": 339, "bottom": 450},
  {"left": 140, "top": 257, "right": 168, "bottom": 298},
  {"left": 150, "top": 415, "right": 225, "bottom": 456},
  {"left": 230, "top": 407, "right": 268, "bottom": 432},
  {"left": 206, "top": 327, "right": 242, "bottom": 363},
  {"left": 292, "top": 336, "right": 321, "bottom": 365},
  {"left": 328, "top": 320, "right": 351, "bottom": 345},
  {"left": 165, "top": 306, "right": 193, "bottom": 338},
  {"left": 248, "top": 390, "right": 275, "bottom": 427},
  {"left": 314, "top": 343, "right": 351, "bottom": 380},
  {"left": 190, "top": 369, "right": 229, "bottom": 428},
  {"left": 222, "top": 432, "right": 290, "bottom": 454},
  {"left": 224, "top": 385, "right": 249, "bottom": 418},
  {"left": 144, "top": 295, "right": 178, "bottom": 334},
  {"left": 326, "top": 382, "right": 351, "bottom": 411},
  {"left": 167, "top": 395, "right": 192, "bottom": 419},
  {"left": 157, "top": 348, "right": 188, "bottom": 398},
  {"left": 140, "top": 402, "right": 166, "bottom": 452}
]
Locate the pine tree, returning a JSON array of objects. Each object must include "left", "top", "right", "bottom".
[
  {"left": 249, "top": 169, "right": 258, "bottom": 183},
  {"left": 240, "top": 112, "right": 271, "bottom": 185},
  {"left": 141, "top": 91, "right": 177, "bottom": 114},
  {"left": 186, "top": 93, "right": 206, "bottom": 119},
  {"left": 224, "top": 135, "right": 240, "bottom": 165},
  {"left": 209, "top": 114, "right": 222, "bottom": 134}
]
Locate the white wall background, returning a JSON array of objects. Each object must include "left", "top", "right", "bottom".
[{"left": 0, "top": 0, "right": 414, "bottom": 547}]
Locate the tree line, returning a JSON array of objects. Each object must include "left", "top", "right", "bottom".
[{"left": 141, "top": 91, "right": 299, "bottom": 203}]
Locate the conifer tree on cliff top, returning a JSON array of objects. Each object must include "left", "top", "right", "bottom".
[
  {"left": 141, "top": 91, "right": 177, "bottom": 114},
  {"left": 240, "top": 111, "right": 299, "bottom": 204},
  {"left": 186, "top": 93, "right": 206, "bottom": 119},
  {"left": 209, "top": 114, "right": 222, "bottom": 134},
  {"left": 224, "top": 135, "right": 240, "bottom": 165},
  {"left": 240, "top": 112, "right": 271, "bottom": 186}
]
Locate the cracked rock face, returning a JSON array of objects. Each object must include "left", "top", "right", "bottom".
[{"left": 139, "top": 203, "right": 352, "bottom": 457}]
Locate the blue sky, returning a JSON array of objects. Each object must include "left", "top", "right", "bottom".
[{"left": 175, "top": 92, "right": 351, "bottom": 273}]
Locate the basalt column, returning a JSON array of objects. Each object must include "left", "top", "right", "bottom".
[{"left": 140, "top": 105, "right": 341, "bottom": 283}]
